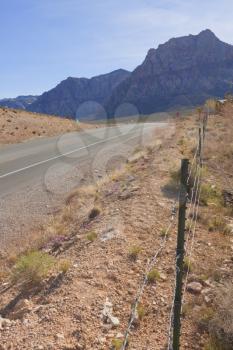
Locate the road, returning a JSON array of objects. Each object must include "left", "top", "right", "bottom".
[{"left": 0, "top": 122, "right": 164, "bottom": 248}]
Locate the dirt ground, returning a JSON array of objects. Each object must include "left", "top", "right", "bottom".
[
  {"left": 0, "top": 107, "right": 95, "bottom": 146},
  {"left": 0, "top": 105, "right": 232, "bottom": 350}
]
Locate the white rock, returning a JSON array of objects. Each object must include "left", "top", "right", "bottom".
[
  {"left": 0, "top": 315, "right": 11, "bottom": 329},
  {"left": 187, "top": 282, "right": 203, "bottom": 294},
  {"left": 101, "top": 298, "right": 120, "bottom": 327},
  {"left": 55, "top": 333, "right": 64, "bottom": 340}
]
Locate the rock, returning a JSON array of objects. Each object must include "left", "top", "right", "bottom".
[
  {"left": 118, "top": 190, "right": 133, "bottom": 200},
  {"left": 105, "top": 30, "right": 233, "bottom": 117},
  {"left": 101, "top": 298, "right": 120, "bottom": 328},
  {"left": 55, "top": 333, "right": 65, "bottom": 340},
  {"left": 116, "top": 332, "right": 124, "bottom": 339},
  {"left": 108, "top": 315, "right": 120, "bottom": 327},
  {"left": 160, "top": 273, "right": 167, "bottom": 281},
  {"left": 100, "top": 227, "right": 119, "bottom": 242},
  {"left": 187, "top": 282, "right": 203, "bottom": 294},
  {"left": 204, "top": 295, "right": 212, "bottom": 305},
  {"left": 0, "top": 315, "right": 11, "bottom": 329}
]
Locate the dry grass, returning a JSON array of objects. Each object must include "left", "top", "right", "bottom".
[
  {"left": 208, "top": 284, "right": 233, "bottom": 349},
  {"left": 59, "top": 259, "right": 71, "bottom": 273}
]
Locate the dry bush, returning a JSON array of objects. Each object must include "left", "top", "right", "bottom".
[
  {"left": 59, "top": 259, "right": 71, "bottom": 273},
  {"left": 209, "top": 283, "right": 233, "bottom": 349}
]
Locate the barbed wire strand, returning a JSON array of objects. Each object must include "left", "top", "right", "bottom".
[
  {"left": 167, "top": 112, "right": 208, "bottom": 349},
  {"left": 121, "top": 199, "right": 178, "bottom": 350},
  {"left": 182, "top": 171, "right": 202, "bottom": 307}
]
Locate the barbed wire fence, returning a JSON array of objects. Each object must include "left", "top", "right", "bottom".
[
  {"left": 119, "top": 110, "right": 209, "bottom": 350},
  {"left": 167, "top": 111, "right": 208, "bottom": 350},
  {"left": 121, "top": 197, "right": 179, "bottom": 350}
]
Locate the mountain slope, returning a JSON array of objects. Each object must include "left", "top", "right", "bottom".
[
  {"left": 0, "top": 95, "right": 38, "bottom": 110},
  {"left": 105, "top": 29, "right": 233, "bottom": 116},
  {"left": 27, "top": 69, "right": 130, "bottom": 119}
]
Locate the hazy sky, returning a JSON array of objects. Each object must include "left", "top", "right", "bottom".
[{"left": 1, "top": 0, "right": 233, "bottom": 98}]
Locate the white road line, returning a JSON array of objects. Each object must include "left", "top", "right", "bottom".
[{"left": 0, "top": 126, "right": 152, "bottom": 179}]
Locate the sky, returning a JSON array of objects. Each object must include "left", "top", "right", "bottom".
[{"left": 1, "top": 0, "right": 233, "bottom": 98}]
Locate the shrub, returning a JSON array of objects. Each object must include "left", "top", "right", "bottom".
[
  {"left": 160, "top": 228, "right": 169, "bottom": 238},
  {"left": 197, "top": 306, "right": 215, "bottom": 332},
  {"left": 112, "top": 338, "right": 124, "bottom": 350},
  {"left": 128, "top": 246, "right": 142, "bottom": 261},
  {"left": 209, "top": 284, "right": 233, "bottom": 349},
  {"left": 208, "top": 217, "right": 231, "bottom": 234},
  {"left": 86, "top": 231, "right": 97, "bottom": 242},
  {"left": 203, "top": 339, "right": 219, "bottom": 350},
  {"left": 137, "top": 303, "right": 146, "bottom": 320},
  {"left": 59, "top": 259, "right": 71, "bottom": 273},
  {"left": 183, "top": 257, "right": 192, "bottom": 273},
  {"left": 182, "top": 302, "right": 194, "bottom": 317},
  {"left": 12, "top": 251, "right": 55, "bottom": 287},
  {"left": 88, "top": 207, "right": 100, "bottom": 220},
  {"left": 200, "top": 184, "right": 223, "bottom": 207},
  {"left": 147, "top": 268, "right": 160, "bottom": 283}
]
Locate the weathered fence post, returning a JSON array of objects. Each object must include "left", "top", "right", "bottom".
[{"left": 172, "top": 158, "right": 189, "bottom": 350}]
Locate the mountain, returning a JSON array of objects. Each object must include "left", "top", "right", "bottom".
[
  {"left": 27, "top": 69, "right": 130, "bottom": 119},
  {"left": 3, "top": 30, "right": 233, "bottom": 119},
  {"left": 0, "top": 95, "right": 38, "bottom": 110},
  {"left": 105, "top": 29, "right": 233, "bottom": 116}
]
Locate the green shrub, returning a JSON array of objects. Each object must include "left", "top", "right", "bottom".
[
  {"left": 183, "top": 257, "right": 192, "bottom": 273},
  {"left": 160, "top": 228, "right": 169, "bottom": 238},
  {"left": 112, "top": 338, "right": 124, "bottom": 350},
  {"left": 137, "top": 303, "right": 146, "bottom": 320},
  {"left": 128, "top": 245, "right": 142, "bottom": 261},
  {"left": 200, "top": 184, "right": 223, "bottom": 207},
  {"left": 59, "top": 259, "right": 71, "bottom": 273},
  {"left": 86, "top": 231, "right": 97, "bottom": 242},
  {"left": 12, "top": 251, "right": 55, "bottom": 287},
  {"left": 147, "top": 268, "right": 160, "bottom": 283}
]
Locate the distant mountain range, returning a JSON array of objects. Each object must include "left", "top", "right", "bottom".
[
  {"left": 0, "top": 95, "right": 38, "bottom": 110},
  {"left": 1, "top": 29, "right": 233, "bottom": 119}
]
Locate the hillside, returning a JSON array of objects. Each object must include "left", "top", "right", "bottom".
[
  {"left": 0, "top": 107, "right": 92, "bottom": 146},
  {"left": 105, "top": 29, "right": 233, "bottom": 116},
  {"left": 0, "top": 101, "right": 232, "bottom": 349},
  {"left": 0, "top": 96, "right": 38, "bottom": 110},
  {"left": 27, "top": 69, "right": 130, "bottom": 119}
]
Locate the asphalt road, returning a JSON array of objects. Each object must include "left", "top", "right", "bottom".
[
  {"left": 0, "top": 122, "right": 165, "bottom": 246},
  {"left": 0, "top": 123, "right": 163, "bottom": 196}
]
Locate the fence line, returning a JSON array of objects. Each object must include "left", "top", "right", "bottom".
[
  {"left": 121, "top": 110, "right": 208, "bottom": 350},
  {"left": 121, "top": 199, "right": 178, "bottom": 350}
]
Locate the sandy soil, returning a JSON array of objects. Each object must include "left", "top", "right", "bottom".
[{"left": 0, "top": 107, "right": 95, "bottom": 146}]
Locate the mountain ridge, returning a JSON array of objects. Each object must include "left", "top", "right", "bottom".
[
  {"left": 105, "top": 29, "right": 233, "bottom": 116},
  {"left": 1, "top": 29, "right": 233, "bottom": 119}
]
